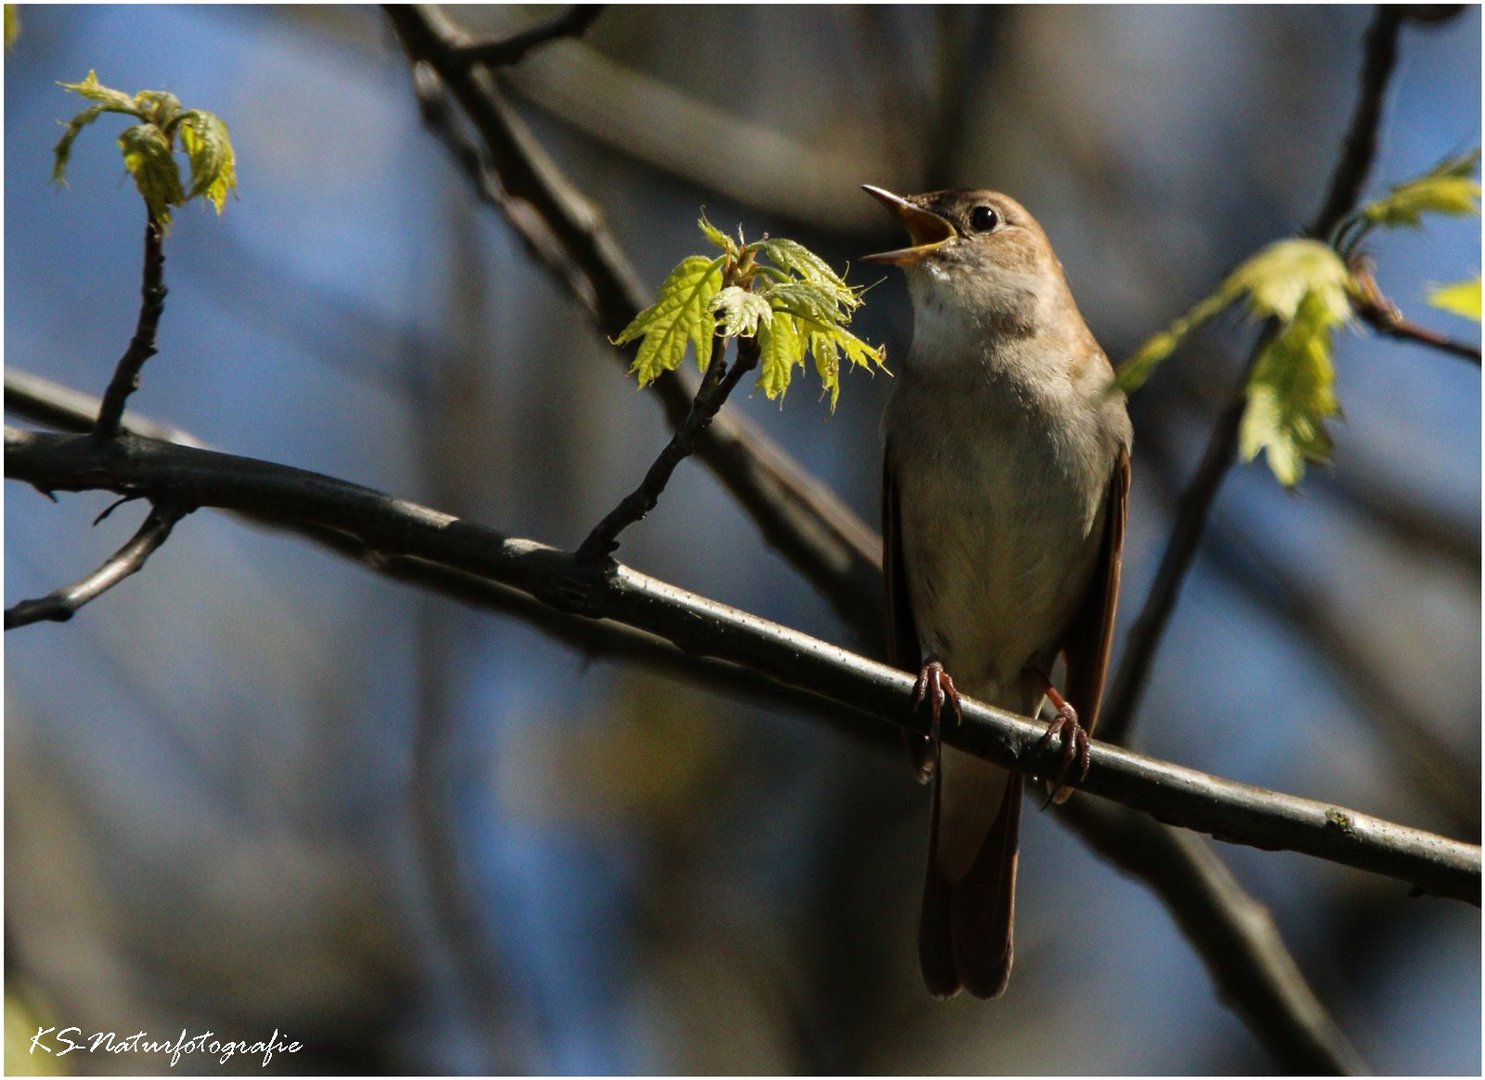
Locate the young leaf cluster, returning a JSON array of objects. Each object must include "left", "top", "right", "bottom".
[
  {"left": 1114, "top": 151, "right": 1480, "bottom": 488},
  {"left": 53, "top": 71, "right": 237, "bottom": 229},
  {"left": 614, "top": 216, "right": 885, "bottom": 410}
]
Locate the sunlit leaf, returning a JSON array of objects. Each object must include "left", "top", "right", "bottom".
[
  {"left": 698, "top": 213, "right": 732, "bottom": 254},
  {"left": 132, "top": 89, "right": 182, "bottom": 131},
  {"left": 1362, "top": 150, "right": 1481, "bottom": 230},
  {"left": 1114, "top": 239, "right": 1351, "bottom": 396},
  {"left": 757, "top": 310, "right": 803, "bottom": 401},
  {"left": 117, "top": 123, "right": 184, "bottom": 227},
  {"left": 5, "top": 5, "right": 20, "bottom": 51},
  {"left": 58, "top": 70, "right": 137, "bottom": 112},
  {"left": 1428, "top": 276, "right": 1481, "bottom": 321},
  {"left": 759, "top": 237, "right": 855, "bottom": 299},
  {"left": 1239, "top": 291, "right": 1342, "bottom": 487},
  {"left": 614, "top": 254, "right": 725, "bottom": 384},
  {"left": 176, "top": 109, "right": 237, "bottom": 213},
  {"left": 52, "top": 103, "right": 110, "bottom": 185},
  {"left": 711, "top": 285, "right": 772, "bottom": 339}
]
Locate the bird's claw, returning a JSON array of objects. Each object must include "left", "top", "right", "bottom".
[
  {"left": 1037, "top": 699, "right": 1089, "bottom": 805},
  {"left": 913, "top": 657, "right": 963, "bottom": 746}
]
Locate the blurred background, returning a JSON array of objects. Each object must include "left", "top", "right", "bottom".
[{"left": 5, "top": 5, "right": 1479, "bottom": 1073}]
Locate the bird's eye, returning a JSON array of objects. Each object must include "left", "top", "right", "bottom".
[{"left": 968, "top": 205, "right": 999, "bottom": 233}]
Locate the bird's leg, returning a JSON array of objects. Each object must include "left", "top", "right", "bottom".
[
  {"left": 1029, "top": 668, "right": 1088, "bottom": 804},
  {"left": 909, "top": 656, "right": 962, "bottom": 782}
]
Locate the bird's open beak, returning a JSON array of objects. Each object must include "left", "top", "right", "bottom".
[{"left": 860, "top": 185, "right": 956, "bottom": 265}]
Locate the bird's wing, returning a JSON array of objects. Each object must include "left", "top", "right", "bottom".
[
  {"left": 883, "top": 445, "right": 934, "bottom": 783},
  {"left": 1061, "top": 445, "right": 1130, "bottom": 739}
]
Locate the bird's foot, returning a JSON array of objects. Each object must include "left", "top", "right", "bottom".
[
  {"left": 909, "top": 656, "right": 962, "bottom": 782},
  {"left": 1035, "top": 683, "right": 1088, "bottom": 805}
]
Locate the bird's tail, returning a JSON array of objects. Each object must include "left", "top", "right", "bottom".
[{"left": 919, "top": 766, "right": 1024, "bottom": 999}]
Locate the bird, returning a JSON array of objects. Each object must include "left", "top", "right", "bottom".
[{"left": 862, "top": 185, "right": 1131, "bottom": 999}]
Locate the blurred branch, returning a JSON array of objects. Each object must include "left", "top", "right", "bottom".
[
  {"left": 8, "top": 425, "right": 1479, "bottom": 904},
  {"left": 443, "top": 6, "right": 900, "bottom": 230},
  {"left": 385, "top": 4, "right": 885, "bottom": 641},
  {"left": 579, "top": 335, "right": 758, "bottom": 564},
  {"left": 6, "top": 368, "right": 205, "bottom": 446},
  {"left": 1350, "top": 259, "right": 1482, "bottom": 365},
  {"left": 1101, "top": 6, "right": 1406, "bottom": 746},
  {"left": 450, "top": 4, "right": 605, "bottom": 68},
  {"left": 1059, "top": 797, "right": 1370, "bottom": 1075},
  {"left": 93, "top": 219, "right": 168, "bottom": 440},
  {"left": 5, "top": 501, "right": 188, "bottom": 630}
]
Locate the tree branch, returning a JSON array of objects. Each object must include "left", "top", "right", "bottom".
[
  {"left": 5, "top": 500, "right": 188, "bottom": 629},
  {"left": 448, "top": 4, "right": 605, "bottom": 69},
  {"left": 384, "top": 4, "right": 885, "bottom": 641},
  {"left": 579, "top": 335, "right": 761, "bottom": 564},
  {"left": 94, "top": 218, "right": 168, "bottom": 440},
  {"left": 1101, "top": 6, "right": 1407, "bottom": 746},
  {"left": 0, "top": 372, "right": 1407, "bottom": 1067},
  {"left": 6, "top": 426, "right": 1477, "bottom": 905}
]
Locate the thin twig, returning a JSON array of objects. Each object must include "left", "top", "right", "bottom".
[
  {"left": 5, "top": 501, "right": 188, "bottom": 629},
  {"left": 579, "top": 335, "right": 761, "bottom": 564},
  {"left": 6, "top": 426, "right": 1478, "bottom": 904},
  {"left": 449, "top": 5, "right": 605, "bottom": 68},
  {"left": 1359, "top": 306, "right": 1483, "bottom": 364},
  {"left": 94, "top": 218, "right": 168, "bottom": 440},
  {"left": 384, "top": 4, "right": 885, "bottom": 641},
  {"left": 1101, "top": 7, "right": 1406, "bottom": 746},
  {"left": 1350, "top": 258, "right": 1482, "bottom": 365}
]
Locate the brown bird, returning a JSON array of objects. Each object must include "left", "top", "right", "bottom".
[{"left": 863, "top": 186, "right": 1131, "bottom": 999}]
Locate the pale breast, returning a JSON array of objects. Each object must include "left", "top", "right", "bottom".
[{"left": 886, "top": 362, "right": 1114, "bottom": 706}]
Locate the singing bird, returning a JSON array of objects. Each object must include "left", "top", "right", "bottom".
[{"left": 863, "top": 186, "right": 1131, "bottom": 999}]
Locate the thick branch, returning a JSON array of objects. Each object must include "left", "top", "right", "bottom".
[
  {"left": 0, "top": 377, "right": 1408, "bottom": 1067},
  {"left": 5, "top": 501, "right": 188, "bottom": 629},
  {"left": 579, "top": 335, "right": 760, "bottom": 564},
  {"left": 6, "top": 426, "right": 1477, "bottom": 904},
  {"left": 384, "top": 4, "right": 884, "bottom": 641},
  {"left": 94, "top": 218, "right": 168, "bottom": 440},
  {"left": 1102, "top": 7, "right": 1406, "bottom": 745},
  {"left": 449, "top": 4, "right": 605, "bottom": 68}
]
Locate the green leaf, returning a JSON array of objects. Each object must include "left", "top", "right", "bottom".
[
  {"left": 133, "top": 89, "right": 183, "bottom": 131},
  {"left": 1229, "top": 238, "right": 1352, "bottom": 323},
  {"left": 614, "top": 254, "right": 725, "bottom": 385},
  {"left": 1428, "top": 276, "right": 1482, "bottom": 321},
  {"left": 176, "top": 109, "right": 237, "bottom": 213},
  {"left": 1114, "top": 239, "right": 1351, "bottom": 395},
  {"left": 757, "top": 310, "right": 804, "bottom": 400},
  {"left": 762, "top": 280, "right": 854, "bottom": 326},
  {"left": 5, "top": 5, "right": 20, "bottom": 51},
  {"left": 53, "top": 72, "right": 148, "bottom": 186},
  {"left": 759, "top": 238, "right": 855, "bottom": 298},
  {"left": 698, "top": 213, "right": 732, "bottom": 254},
  {"left": 52, "top": 103, "right": 110, "bottom": 185},
  {"left": 58, "top": 70, "right": 138, "bottom": 112},
  {"left": 1240, "top": 291, "right": 1342, "bottom": 487},
  {"left": 711, "top": 285, "right": 772, "bottom": 339},
  {"left": 1362, "top": 150, "right": 1481, "bottom": 230},
  {"left": 117, "top": 123, "right": 185, "bottom": 227}
]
